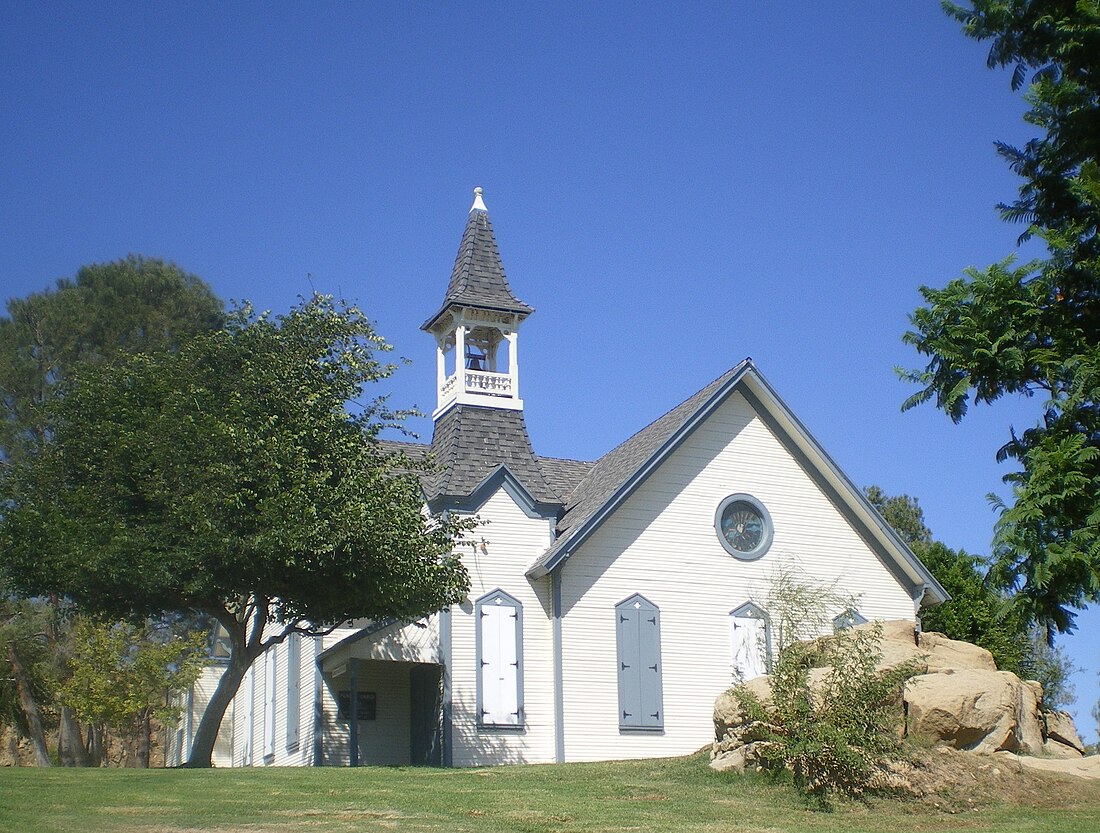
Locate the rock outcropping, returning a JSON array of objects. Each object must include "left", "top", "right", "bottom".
[{"left": 711, "top": 620, "right": 1086, "bottom": 773}]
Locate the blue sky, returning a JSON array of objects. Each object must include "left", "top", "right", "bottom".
[{"left": 3, "top": 2, "right": 1097, "bottom": 742}]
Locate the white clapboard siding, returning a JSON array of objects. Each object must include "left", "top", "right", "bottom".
[
  {"left": 450, "top": 486, "right": 556, "bottom": 766},
  {"left": 348, "top": 616, "right": 440, "bottom": 664},
  {"left": 221, "top": 630, "right": 323, "bottom": 767},
  {"left": 559, "top": 391, "right": 916, "bottom": 762},
  {"left": 262, "top": 633, "right": 320, "bottom": 766}
]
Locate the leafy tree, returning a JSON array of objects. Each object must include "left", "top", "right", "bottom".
[
  {"left": 0, "top": 597, "right": 55, "bottom": 766},
  {"left": 863, "top": 486, "right": 933, "bottom": 550},
  {"left": 0, "top": 296, "right": 471, "bottom": 767},
  {"left": 864, "top": 486, "right": 1030, "bottom": 673},
  {"left": 59, "top": 618, "right": 206, "bottom": 767},
  {"left": 0, "top": 255, "right": 224, "bottom": 765},
  {"left": 901, "top": 1, "right": 1100, "bottom": 637}
]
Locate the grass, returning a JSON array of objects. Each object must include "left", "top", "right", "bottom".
[{"left": 1, "top": 752, "right": 1099, "bottom": 833}]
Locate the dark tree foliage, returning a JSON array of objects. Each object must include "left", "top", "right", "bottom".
[
  {"left": 0, "top": 254, "right": 224, "bottom": 463},
  {"left": 0, "top": 296, "right": 471, "bottom": 767},
  {"left": 864, "top": 486, "right": 1028, "bottom": 673},
  {"left": 0, "top": 255, "right": 223, "bottom": 765},
  {"left": 901, "top": 2, "right": 1100, "bottom": 636}
]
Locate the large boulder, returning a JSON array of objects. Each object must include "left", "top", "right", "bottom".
[
  {"left": 1044, "top": 710, "right": 1085, "bottom": 754},
  {"left": 903, "top": 669, "right": 1044, "bottom": 755},
  {"left": 713, "top": 676, "right": 771, "bottom": 745},
  {"left": 810, "top": 619, "right": 996, "bottom": 675},
  {"left": 712, "top": 621, "right": 1088, "bottom": 770}
]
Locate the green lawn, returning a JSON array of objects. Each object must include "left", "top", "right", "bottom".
[{"left": 1, "top": 754, "right": 1098, "bottom": 833}]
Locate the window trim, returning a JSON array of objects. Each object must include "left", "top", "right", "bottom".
[
  {"left": 833, "top": 609, "right": 868, "bottom": 630},
  {"left": 475, "top": 589, "right": 524, "bottom": 731},
  {"left": 615, "top": 593, "right": 664, "bottom": 732},
  {"left": 715, "top": 493, "right": 774, "bottom": 560}
]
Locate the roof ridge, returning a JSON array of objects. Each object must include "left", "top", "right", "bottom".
[{"left": 535, "top": 453, "right": 595, "bottom": 465}]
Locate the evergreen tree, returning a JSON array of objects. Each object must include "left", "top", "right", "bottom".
[{"left": 902, "top": 1, "right": 1100, "bottom": 636}]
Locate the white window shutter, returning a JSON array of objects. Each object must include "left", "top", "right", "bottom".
[
  {"left": 263, "top": 646, "right": 276, "bottom": 758},
  {"left": 731, "top": 614, "right": 767, "bottom": 681},
  {"left": 286, "top": 633, "right": 301, "bottom": 750},
  {"left": 478, "top": 594, "right": 521, "bottom": 727}
]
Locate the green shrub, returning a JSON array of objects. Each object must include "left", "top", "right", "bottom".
[{"left": 733, "top": 623, "right": 921, "bottom": 802}]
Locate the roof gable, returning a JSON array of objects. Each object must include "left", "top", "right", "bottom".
[{"left": 526, "top": 361, "right": 949, "bottom": 606}]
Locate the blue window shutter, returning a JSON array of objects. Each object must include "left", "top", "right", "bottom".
[
  {"left": 617, "top": 606, "right": 640, "bottom": 725},
  {"left": 616, "top": 595, "right": 663, "bottom": 730},
  {"left": 638, "top": 607, "right": 662, "bottom": 727},
  {"left": 286, "top": 633, "right": 301, "bottom": 750}
]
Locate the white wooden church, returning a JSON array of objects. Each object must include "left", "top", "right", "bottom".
[{"left": 167, "top": 189, "right": 947, "bottom": 768}]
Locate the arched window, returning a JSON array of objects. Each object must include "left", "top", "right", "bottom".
[
  {"left": 730, "top": 602, "right": 771, "bottom": 682},
  {"left": 615, "top": 594, "right": 663, "bottom": 730},
  {"left": 476, "top": 590, "right": 523, "bottom": 729},
  {"left": 833, "top": 609, "right": 868, "bottom": 630}
]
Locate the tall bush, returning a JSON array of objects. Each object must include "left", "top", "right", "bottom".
[{"left": 733, "top": 624, "right": 921, "bottom": 801}]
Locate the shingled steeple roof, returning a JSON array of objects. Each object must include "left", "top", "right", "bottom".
[
  {"left": 421, "top": 188, "right": 534, "bottom": 331},
  {"left": 425, "top": 404, "right": 561, "bottom": 507}
]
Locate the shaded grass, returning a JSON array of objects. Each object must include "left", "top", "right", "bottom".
[{"left": 1, "top": 753, "right": 1098, "bottom": 833}]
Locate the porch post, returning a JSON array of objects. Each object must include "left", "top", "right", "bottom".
[{"left": 348, "top": 658, "right": 359, "bottom": 767}]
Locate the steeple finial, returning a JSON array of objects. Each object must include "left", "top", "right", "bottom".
[{"left": 470, "top": 186, "right": 487, "bottom": 213}]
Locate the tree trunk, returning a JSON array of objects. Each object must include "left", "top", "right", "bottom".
[
  {"left": 58, "top": 706, "right": 90, "bottom": 766},
  {"left": 136, "top": 711, "right": 151, "bottom": 768},
  {"left": 86, "top": 723, "right": 105, "bottom": 767},
  {"left": 6, "top": 642, "right": 51, "bottom": 766},
  {"left": 184, "top": 652, "right": 252, "bottom": 768}
]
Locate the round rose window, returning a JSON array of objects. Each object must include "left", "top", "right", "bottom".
[{"left": 715, "top": 494, "right": 772, "bottom": 560}]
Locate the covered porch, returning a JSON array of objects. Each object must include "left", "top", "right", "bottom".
[{"left": 319, "top": 619, "right": 448, "bottom": 767}]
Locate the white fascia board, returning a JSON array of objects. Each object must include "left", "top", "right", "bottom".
[{"left": 740, "top": 370, "right": 949, "bottom": 604}]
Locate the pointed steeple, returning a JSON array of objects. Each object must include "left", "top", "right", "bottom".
[
  {"left": 421, "top": 188, "right": 559, "bottom": 509},
  {"left": 423, "top": 188, "right": 530, "bottom": 419},
  {"left": 421, "top": 187, "right": 533, "bottom": 332}
]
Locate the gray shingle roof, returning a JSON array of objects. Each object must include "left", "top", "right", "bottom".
[
  {"left": 422, "top": 207, "right": 533, "bottom": 331},
  {"left": 535, "top": 456, "right": 595, "bottom": 503},
  {"left": 529, "top": 361, "right": 751, "bottom": 574},
  {"left": 377, "top": 438, "right": 429, "bottom": 462},
  {"left": 426, "top": 404, "right": 560, "bottom": 505}
]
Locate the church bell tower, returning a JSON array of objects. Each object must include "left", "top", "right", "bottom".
[{"left": 421, "top": 187, "right": 533, "bottom": 419}]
